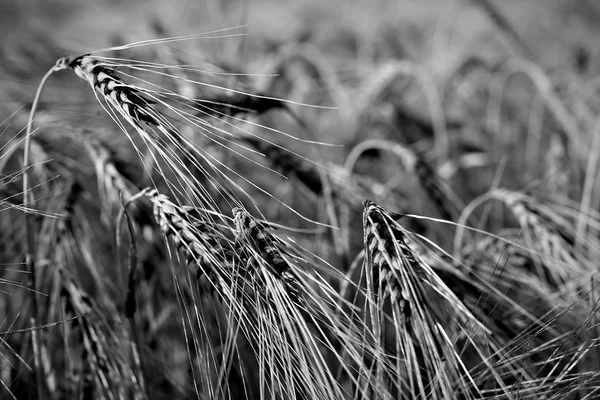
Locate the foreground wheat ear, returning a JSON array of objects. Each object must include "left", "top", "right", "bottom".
[
  {"left": 127, "top": 188, "right": 354, "bottom": 399},
  {"left": 139, "top": 187, "right": 377, "bottom": 399},
  {"left": 42, "top": 50, "right": 316, "bottom": 218},
  {"left": 232, "top": 207, "right": 304, "bottom": 304},
  {"left": 361, "top": 199, "right": 522, "bottom": 400}
]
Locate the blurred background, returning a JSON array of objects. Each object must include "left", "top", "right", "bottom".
[
  {"left": 3, "top": 0, "right": 600, "bottom": 224},
  {"left": 3, "top": 0, "right": 600, "bottom": 82}
]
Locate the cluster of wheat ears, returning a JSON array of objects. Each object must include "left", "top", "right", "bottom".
[{"left": 2, "top": 22, "right": 600, "bottom": 400}]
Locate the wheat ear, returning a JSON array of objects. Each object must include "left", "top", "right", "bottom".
[
  {"left": 232, "top": 207, "right": 303, "bottom": 304},
  {"left": 142, "top": 188, "right": 234, "bottom": 292},
  {"left": 347, "top": 140, "right": 461, "bottom": 222},
  {"left": 60, "top": 271, "right": 146, "bottom": 399},
  {"left": 362, "top": 199, "right": 504, "bottom": 399},
  {"left": 490, "top": 188, "right": 587, "bottom": 286}
]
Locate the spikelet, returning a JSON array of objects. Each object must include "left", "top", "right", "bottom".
[
  {"left": 79, "top": 131, "right": 136, "bottom": 200},
  {"left": 61, "top": 50, "right": 303, "bottom": 218}
]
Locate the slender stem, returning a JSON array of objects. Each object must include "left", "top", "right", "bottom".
[
  {"left": 23, "top": 59, "right": 67, "bottom": 400},
  {"left": 120, "top": 192, "right": 147, "bottom": 398},
  {"left": 0, "top": 315, "right": 83, "bottom": 336}
]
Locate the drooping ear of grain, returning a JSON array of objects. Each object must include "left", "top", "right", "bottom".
[
  {"left": 229, "top": 206, "right": 359, "bottom": 400},
  {"left": 232, "top": 207, "right": 304, "bottom": 304},
  {"left": 78, "top": 130, "right": 139, "bottom": 223},
  {"left": 68, "top": 55, "right": 162, "bottom": 130},
  {"left": 60, "top": 271, "right": 146, "bottom": 400},
  {"left": 144, "top": 188, "right": 234, "bottom": 291},
  {"left": 490, "top": 188, "right": 592, "bottom": 287},
  {"left": 144, "top": 189, "right": 358, "bottom": 399}
]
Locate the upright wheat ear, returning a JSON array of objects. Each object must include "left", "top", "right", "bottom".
[{"left": 362, "top": 199, "right": 494, "bottom": 399}]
